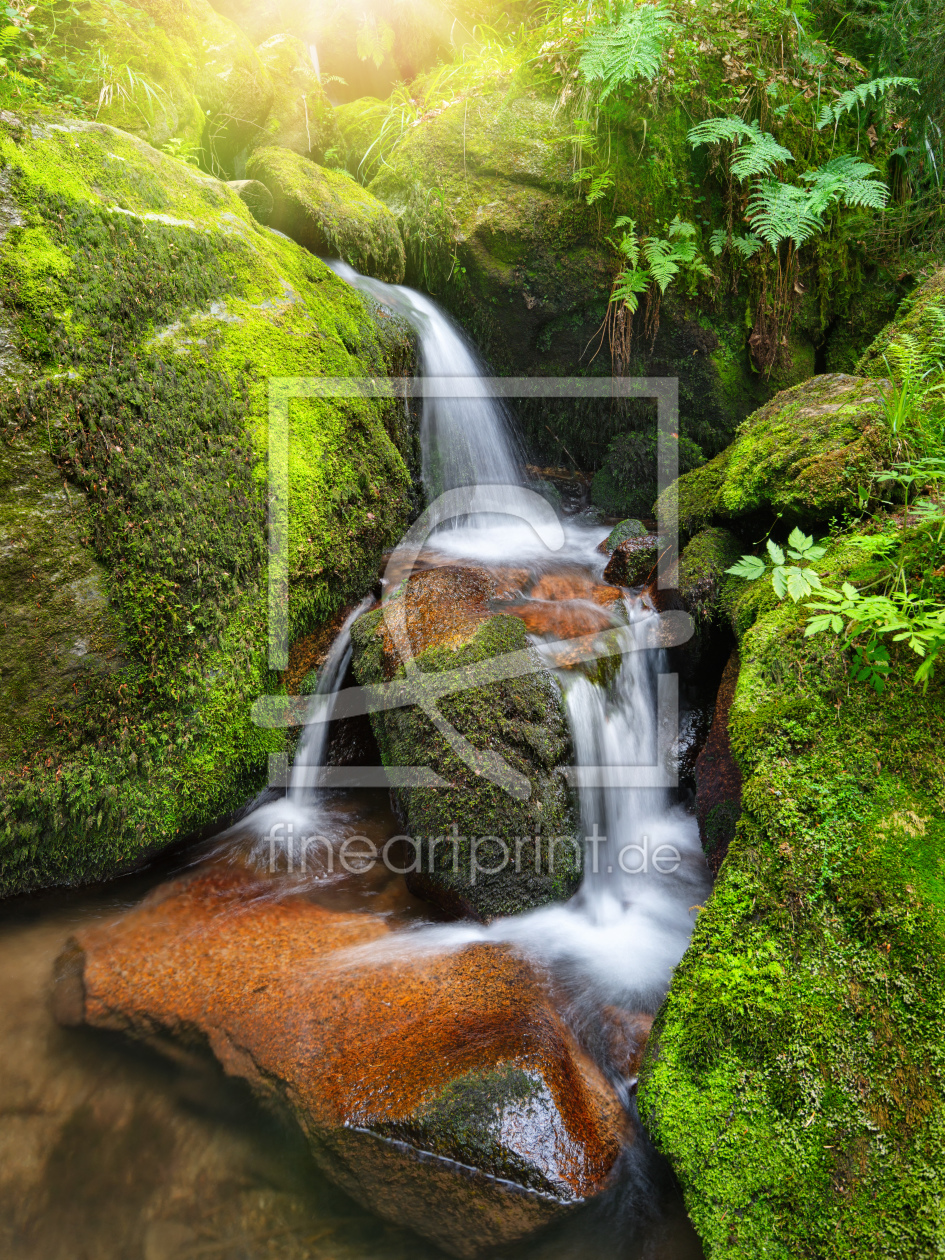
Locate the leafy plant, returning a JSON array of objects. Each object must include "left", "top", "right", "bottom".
[
  {"left": 727, "top": 528, "right": 827, "bottom": 600},
  {"left": 816, "top": 75, "right": 918, "bottom": 131},
  {"left": 688, "top": 117, "right": 793, "bottom": 178},
  {"left": 356, "top": 13, "right": 395, "bottom": 69},
  {"left": 578, "top": 2, "right": 675, "bottom": 100},
  {"left": 608, "top": 215, "right": 711, "bottom": 313},
  {"left": 726, "top": 527, "right": 945, "bottom": 691}
]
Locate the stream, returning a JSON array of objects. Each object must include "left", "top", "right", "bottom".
[{"left": 0, "top": 266, "right": 714, "bottom": 1260}]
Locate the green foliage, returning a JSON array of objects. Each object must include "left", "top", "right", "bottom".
[
  {"left": 728, "top": 520, "right": 945, "bottom": 690},
  {"left": 608, "top": 214, "right": 711, "bottom": 311},
  {"left": 816, "top": 75, "right": 919, "bottom": 131},
  {"left": 578, "top": 2, "right": 675, "bottom": 100},
  {"left": 688, "top": 116, "right": 793, "bottom": 179},
  {"left": 356, "top": 12, "right": 395, "bottom": 70}
]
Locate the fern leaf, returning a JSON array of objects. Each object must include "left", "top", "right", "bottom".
[
  {"left": 816, "top": 75, "right": 919, "bottom": 129},
  {"left": 580, "top": 4, "right": 675, "bottom": 99},
  {"left": 729, "top": 125, "right": 794, "bottom": 179},
  {"left": 708, "top": 227, "right": 727, "bottom": 256},
  {"left": 801, "top": 156, "right": 890, "bottom": 214},
  {"left": 611, "top": 267, "right": 650, "bottom": 311},
  {"left": 746, "top": 179, "right": 823, "bottom": 250},
  {"left": 732, "top": 232, "right": 763, "bottom": 258},
  {"left": 687, "top": 115, "right": 757, "bottom": 147}
]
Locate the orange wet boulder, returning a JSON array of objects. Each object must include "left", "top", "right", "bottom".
[{"left": 54, "top": 867, "right": 627, "bottom": 1257}]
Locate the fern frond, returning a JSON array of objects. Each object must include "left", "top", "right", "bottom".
[
  {"left": 730, "top": 126, "right": 794, "bottom": 179},
  {"left": 708, "top": 227, "right": 727, "bottom": 256},
  {"left": 816, "top": 75, "right": 919, "bottom": 129},
  {"left": 687, "top": 115, "right": 757, "bottom": 147},
  {"left": 732, "top": 232, "right": 763, "bottom": 258},
  {"left": 746, "top": 179, "right": 823, "bottom": 250},
  {"left": 611, "top": 267, "right": 649, "bottom": 311},
  {"left": 688, "top": 115, "right": 792, "bottom": 178},
  {"left": 579, "top": 4, "right": 675, "bottom": 99},
  {"left": 801, "top": 156, "right": 890, "bottom": 213}
]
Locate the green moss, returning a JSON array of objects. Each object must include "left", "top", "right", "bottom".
[
  {"left": 677, "top": 527, "right": 743, "bottom": 625},
  {"left": 350, "top": 609, "right": 579, "bottom": 921},
  {"left": 655, "top": 374, "right": 892, "bottom": 534},
  {"left": 246, "top": 145, "right": 406, "bottom": 282},
  {"left": 639, "top": 521, "right": 945, "bottom": 1258},
  {"left": 0, "top": 110, "right": 417, "bottom": 896},
  {"left": 379, "top": 1063, "right": 561, "bottom": 1195},
  {"left": 857, "top": 265, "right": 945, "bottom": 378}
]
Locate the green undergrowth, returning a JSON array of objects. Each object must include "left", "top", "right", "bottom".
[
  {"left": 0, "top": 112, "right": 417, "bottom": 895},
  {"left": 640, "top": 522, "right": 945, "bottom": 1256}
]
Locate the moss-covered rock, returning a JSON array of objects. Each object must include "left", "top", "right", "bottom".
[
  {"left": 677, "top": 527, "right": 743, "bottom": 627},
  {"left": 349, "top": 565, "right": 579, "bottom": 921},
  {"left": 656, "top": 373, "right": 892, "bottom": 539},
  {"left": 856, "top": 264, "right": 945, "bottom": 378},
  {"left": 0, "top": 109, "right": 418, "bottom": 896},
  {"left": 246, "top": 145, "right": 405, "bottom": 281},
  {"left": 602, "top": 535, "right": 659, "bottom": 588},
  {"left": 639, "top": 521, "right": 945, "bottom": 1257},
  {"left": 601, "top": 518, "right": 647, "bottom": 552}
]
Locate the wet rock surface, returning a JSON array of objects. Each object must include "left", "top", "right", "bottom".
[
  {"left": 695, "top": 649, "right": 742, "bottom": 874},
  {"left": 603, "top": 536, "right": 660, "bottom": 588},
  {"left": 54, "top": 866, "right": 629, "bottom": 1257},
  {"left": 349, "top": 563, "right": 582, "bottom": 921},
  {"left": 247, "top": 145, "right": 406, "bottom": 282}
]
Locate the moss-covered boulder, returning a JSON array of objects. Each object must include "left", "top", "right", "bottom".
[
  {"left": 246, "top": 145, "right": 405, "bottom": 281},
  {"left": 0, "top": 110, "right": 418, "bottom": 897},
  {"left": 677, "top": 527, "right": 743, "bottom": 627},
  {"left": 657, "top": 374, "right": 892, "bottom": 540},
  {"left": 639, "top": 521, "right": 945, "bottom": 1257},
  {"left": 602, "top": 535, "right": 659, "bottom": 588},
  {"left": 349, "top": 565, "right": 579, "bottom": 921},
  {"left": 857, "top": 264, "right": 945, "bottom": 377}
]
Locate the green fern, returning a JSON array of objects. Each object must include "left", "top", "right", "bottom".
[
  {"left": 610, "top": 216, "right": 709, "bottom": 308},
  {"left": 745, "top": 179, "right": 822, "bottom": 250},
  {"left": 816, "top": 75, "right": 918, "bottom": 130},
  {"left": 688, "top": 115, "right": 792, "bottom": 178},
  {"left": 579, "top": 3, "right": 675, "bottom": 100},
  {"left": 800, "top": 156, "right": 890, "bottom": 213}
]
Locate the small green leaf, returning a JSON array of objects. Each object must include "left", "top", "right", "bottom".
[
  {"left": 726, "top": 555, "right": 767, "bottom": 580},
  {"left": 767, "top": 539, "right": 786, "bottom": 565},
  {"left": 772, "top": 567, "right": 787, "bottom": 599}
]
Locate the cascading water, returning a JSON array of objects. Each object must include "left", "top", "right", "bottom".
[
  {"left": 294, "top": 261, "right": 712, "bottom": 1017},
  {"left": 328, "top": 260, "right": 524, "bottom": 492}
]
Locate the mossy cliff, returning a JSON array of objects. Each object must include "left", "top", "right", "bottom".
[
  {"left": 0, "top": 110, "right": 418, "bottom": 897},
  {"left": 349, "top": 566, "right": 579, "bottom": 922},
  {"left": 638, "top": 364, "right": 945, "bottom": 1254}
]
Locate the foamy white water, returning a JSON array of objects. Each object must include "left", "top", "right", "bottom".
[{"left": 328, "top": 260, "right": 523, "bottom": 493}]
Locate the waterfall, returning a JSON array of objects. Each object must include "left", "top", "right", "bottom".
[
  {"left": 328, "top": 261, "right": 523, "bottom": 492},
  {"left": 233, "top": 261, "right": 709, "bottom": 1012},
  {"left": 287, "top": 595, "right": 373, "bottom": 802}
]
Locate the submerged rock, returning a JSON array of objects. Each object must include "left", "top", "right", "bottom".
[
  {"left": 0, "top": 112, "right": 418, "bottom": 897},
  {"left": 349, "top": 564, "right": 581, "bottom": 920},
  {"left": 54, "top": 866, "right": 628, "bottom": 1257},
  {"left": 247, "top": 145, "right": 406, "bottom": 282}
]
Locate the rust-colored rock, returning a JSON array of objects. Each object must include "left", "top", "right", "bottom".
[
  {"left": 603, "top": 535, "right": 660, "bottom": 588},
  {"left": 55, "top": 868, "right": 627, "bottom": 1256},
  {"left": 695, "top": 649, "right": 743, "bottom": 874},
  {"left": 601, "top": 1008, "right": 654, "bottom": 1079}
]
